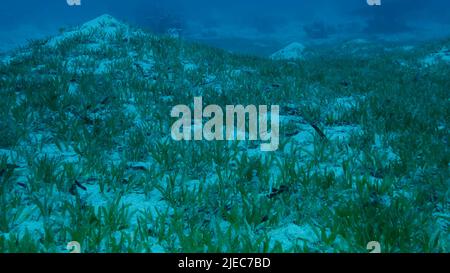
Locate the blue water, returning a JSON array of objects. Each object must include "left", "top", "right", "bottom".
[{"left": 1, "top": 0, "right": 449, "bottom": 54}]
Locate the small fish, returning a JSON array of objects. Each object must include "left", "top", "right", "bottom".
[{"left": 74, "top": 180, "right": 87, "bottom": 191}]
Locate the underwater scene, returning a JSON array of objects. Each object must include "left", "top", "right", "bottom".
[{"left": 0, "top": 0, "right": 449, "bottom": 254}]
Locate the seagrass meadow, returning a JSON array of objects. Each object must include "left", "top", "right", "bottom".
[{"left": 0, "top": 15, "right": 448, "bottom": 253}]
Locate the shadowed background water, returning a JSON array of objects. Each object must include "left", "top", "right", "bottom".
[{"left": 0, "top": 0, "right": 449, "bottom": 54}]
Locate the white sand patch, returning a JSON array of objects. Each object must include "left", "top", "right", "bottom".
[
  {"left": 334, "top": 96, "right": 360, "bottom": 111},
  {"left": 46, "top": 14, "right": 129, "bottom": 48},
  {"left": 291, "top": 124, "right": 315, "bottom": 144},
  {"left": 230, "top": 67, "right": 257, "bottom": 77},
  {"left": 269, "top": 223, "right": 319, "bottom": 251},
  {"left": 182, "top": 62, "right": 198, "bottom": 71},
  {"left": 84, "top": 43, "right": 103, "bottom": 53},
  {"left": 326, "top": 125, "right": 362, "bottom": 142},
  {"left": 64, "top": 55, "right": 96, "bottom": 74},
  {"left": 123, "top": 103, "right": 144, "bottom": 127},
  {"left": 185, "top": 177, "right": 217, "bottom": 192},
  {"left": 372, "top": 134, "right": 401, "bottom": 165},
  {"left": 81, "top": 183, "right": 110, "bottom": 208},
  {"left": 77, "top": 177, "right": 170, "bottom": 230},
  {"left": 270, "top": 42, "right": 305, "bottom": 60},
  {"left": 95, "top": 59, "right": 116, "bottom": 75},
  {"left": 402, "top": 45, "right": 415, "bottom": 51},
  {"left": 421, "top": 47, "right": 450, "bottom": 66},
  {"left": 1, "top": 55, "right": 12, "bottom": 65},
  {"left": 40, "top": 144, "right": 80, "bottom": 163},
  {"left": 120, "top": 190, "right": 170, "bottom": 225}
]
